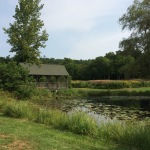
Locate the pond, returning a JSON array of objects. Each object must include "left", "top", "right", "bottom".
[{"left": 60, "top": 97, "right": 150, "bottom": 121}]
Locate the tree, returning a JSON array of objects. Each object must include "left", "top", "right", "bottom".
[
  {"left": 119, "top": 38, "right": 141, "bottom": 59},
  {"left": 87, "top": 57, "right": 111, "bottom": 80},
  {"left": 3, "top": 0, "right": 48, "bottom": 63},
  {"left": 119, "top": 0, "right": 150, "bottom": 77},
  {"left": 119, "top": 55, "right": 137, "bottom": 79}
]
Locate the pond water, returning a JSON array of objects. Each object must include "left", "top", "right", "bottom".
[{"left": 61, "top": 97, "right": 150, "bottom": 121}]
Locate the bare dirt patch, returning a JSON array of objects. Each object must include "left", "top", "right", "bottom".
[
  {"left": 0, "top": 134, "right": 10, "bottom": 139},
  {"left": 2, "top": 140, "right": 32, "bottom": 150}
]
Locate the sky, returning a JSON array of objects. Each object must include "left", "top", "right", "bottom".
[{"left": 0, "top": 0, "right": 134, "bottom": 60}]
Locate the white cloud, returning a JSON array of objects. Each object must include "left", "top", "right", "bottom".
[
  {"left": 66, "top": 31, "right": 131, "bottom": 60},
  {"left": 42, "top": 0, "right": 123, "bottom": 31}
]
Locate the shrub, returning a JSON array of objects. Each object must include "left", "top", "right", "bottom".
[
  {"left": 0, "top": 61, "right": 35, "bottom": 99},
  {"left": 71, "top": 81, "right": 90, "bottom": 88},
  {"left": 15, "top": 83, "right": 36, "bottom": 99},
  {"left": 39, "top": 76, "right": 48, "bottom": 82}
]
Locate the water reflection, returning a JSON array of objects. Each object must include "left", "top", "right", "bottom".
[
  {"left": 61, "top": 97, "right": 150, "bottom": 121},
  {"left": 69, "top": 107, "right": 118, "bottom": 124},
  {"left": 140, "top": 99, "right": 150, "bottom": 111}
]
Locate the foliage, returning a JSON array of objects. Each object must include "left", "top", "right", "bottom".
[
  {"left": 0, "top": 61, "right": 35, "bottom": 98},
  {"left": 3, "top": 0, "right": 48, "bottom": 63},
  {"left": 39, "top": 54, "right": 143, "bottom": 80},
  {"left": 0, "top": 61, "right": 28, "bottom": 91},
  {"left": 15, "top": 83, "right": 36, "bottom": 99},
  {"left": 119, "top": 0, "right": 150, "bottom": 78},
  {"left": 39, "top": 76, "right": 48, "bottom": 82}
]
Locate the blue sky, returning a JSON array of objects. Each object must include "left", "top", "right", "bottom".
[{"left": 0, "top": 0, "right": 134, "bottom": 60}]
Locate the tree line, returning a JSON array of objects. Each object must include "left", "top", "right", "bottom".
[{"left": 39, "top": 50, "right": 146, "bottom": 80}]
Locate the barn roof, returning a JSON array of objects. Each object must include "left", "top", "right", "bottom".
[{"left": 20, "top": 63, "right": 69, "bottom": 76}]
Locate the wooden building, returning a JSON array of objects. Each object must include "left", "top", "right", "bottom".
[{"left": 20, "top": 63, "right": 69, "bottom": 89}]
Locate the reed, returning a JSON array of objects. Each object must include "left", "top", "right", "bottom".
[
  {"left": 98, "top": 122, "right": 150, "bottom": 150},
  {"left": 2, "top": 101, "right": 35, "bottom": 120}
]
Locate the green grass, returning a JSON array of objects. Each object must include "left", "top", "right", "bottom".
[
  {"left": 0, "top": 116, "right": 129, "bottom": 150},
  {"left": 73, "top": 87, "right": 150, "bottom": 92},
  {"left": 73, "top": 87, "right": 150, "bottom": 97}
]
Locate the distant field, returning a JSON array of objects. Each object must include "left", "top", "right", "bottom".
[
  {"left": 71, "top": 80, "right": 150, "bottom": 91},
  {"left": 73, "top": 87, "right": 150, "bottom": 92}
]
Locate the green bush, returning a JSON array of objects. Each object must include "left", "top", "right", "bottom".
[
  {"left": 39, "top": 76, "right": 48, "bottom": 82},
  {"left": 0, "top": 61, "right": 35, "bottom": 99},
  {"left": 71, "top": 81, "right": 90, "bottom": 88},
  {"left": 15, "top": 83, "right": 36, "bottom": 99}
]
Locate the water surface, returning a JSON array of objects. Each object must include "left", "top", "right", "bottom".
[{"left": 61, "top": 97, "right": 150, "bottom": 121}]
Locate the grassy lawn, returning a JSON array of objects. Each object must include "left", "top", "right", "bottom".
[{"left": 0, "top": 116, "right": 131, "bottom": 150}]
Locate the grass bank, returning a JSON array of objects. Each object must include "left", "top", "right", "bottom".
[
  {"left": 1, "top": 116, "right": 125, "bottom": 150},
  {"left": 73, "top": 87, "right": 150, "bottom": 97}
]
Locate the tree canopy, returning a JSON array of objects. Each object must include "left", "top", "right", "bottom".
[
  {"left": 3, "top": 0, "right": 48, "bottom": 63},
  {"left": 119, "top": 0, "right": 150, "bottom": 77}
]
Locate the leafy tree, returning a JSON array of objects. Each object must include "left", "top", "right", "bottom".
[
  {"left": 63, "top": 58, "right": 79, "bottom": 80},
  {"left": 119, "top": 0, "right": 150, "bottom": 35},
  {"left": 3, "top": 0, "right": 48, "bottom": 63},
  {"left": 119, "top": 38, "right": 141, "bottom": 59},
  {"left": 119, "top": 0, "right": 150, "bottom": 77},
  {"left": 87, "top": 57, "right": 111, "bottom": 80},
  {"left": 119, "top": 55, "right": 136, "bottom": 79}
]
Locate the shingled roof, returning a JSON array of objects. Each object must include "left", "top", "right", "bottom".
[{"left": 20, "top": 63, "right": 69, "bottom": 76}]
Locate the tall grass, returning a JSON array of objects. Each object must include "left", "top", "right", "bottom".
[
  {"left": 99, "top": 122, "right": 150, "bottom": 150},
  {"left": 2, "top": 101, "right": 36, "bottom": 120},
  {"left": 35, "top": 109, "right": 98, "bottom": 135},
  {"left": 35, "top": 108, "right": 68, "bottom": 129},
  {"left": 67, "top": 111, "right": 98, "bottom": 135}
]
